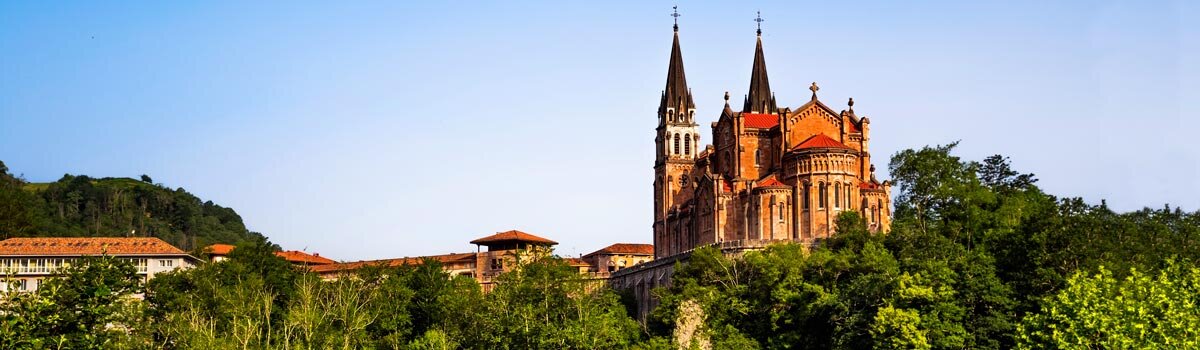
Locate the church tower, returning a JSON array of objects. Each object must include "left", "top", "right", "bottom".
[{"left": 653, "top": 9, "right": 700, "bottom": 257}]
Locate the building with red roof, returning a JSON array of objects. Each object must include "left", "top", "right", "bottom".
[
  {"left": 311, "top": 230, "right": 599, "bottom": 291},
  {"left": 651, "top": 20, "right": 892, "bottom": 260},
  {"left": 204, "top": 244, "right": 336, "bottom": 266},
  {"left": 582, "top": 243, "right": 655, "bottom": 275},
  {"left": 0, "top": 237, "right": 199, "bottom": 293}
]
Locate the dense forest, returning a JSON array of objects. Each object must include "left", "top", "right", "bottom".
[
  {"left": 2, "top": 144, "right": 1199, "bottom": 349},
  {"left": 0, "top": 161, "right": 265, "bottom": 251}
]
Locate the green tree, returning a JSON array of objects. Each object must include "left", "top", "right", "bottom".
[
  {"left": 478, "top": 253, "right": 641, "bottom": 349},
  {"left": 1018, "top": 262, "right": 1200, "bottom": 349},
  {"left": 0, "top": 255, "right": 146, "bottom": 349}
]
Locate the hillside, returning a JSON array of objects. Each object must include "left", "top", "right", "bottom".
[{"left": 0, "top": 161, "right": 265, "bottom": 252}]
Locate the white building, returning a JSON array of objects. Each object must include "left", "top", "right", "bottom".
[{"left": 0, "top": 237, "right": 199, "bottom": 293}]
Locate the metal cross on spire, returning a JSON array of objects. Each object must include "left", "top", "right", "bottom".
[
  {"left": 755, "top": 11, "right": 764, "bottom": 35},
  {"left": 672, "top": 6, "right": 681, "bottom": 31}
]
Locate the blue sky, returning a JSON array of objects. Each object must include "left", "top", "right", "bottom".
[{"left": 2, "top": 1, "right": 1197, "bottom": 260}]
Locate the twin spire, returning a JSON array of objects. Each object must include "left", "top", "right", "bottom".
[
  {"left": 658, "top": 13, "right": 695, "bottom": 118},
  {"left": 659, "top": 8, "right": 777, "bottom": 118},
  {"left": 743, "top": 14, "right": 776, "bottom": 114}
]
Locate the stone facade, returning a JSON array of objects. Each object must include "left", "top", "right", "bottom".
[{"left": 652, "top": 24, "right": 892, "bottom": 259}]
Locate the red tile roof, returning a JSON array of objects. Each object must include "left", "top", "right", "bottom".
[
  {"left": 565, "top": 257, "right": 591, "bottom": 267},
  {"left": 793, "top": 134, "right": 853, "bottom": 150},
  {"left": 743, "top": 113, "right": 779, "bottom": 129},
  {"left": 860, "top": 181, "right": 887, "bottom": 191},
  {"left": 756, "top": 175, "right": 787, "bottom": 188},
  {"left": 309, "top": 252, "right": 476, "bottom": 274},
  {"left": 276, "top": 250, "right": 336, "bottom": 265},
  {"left": 584, "top": 243, "right": 654, "bottom": 258},
  {"left": 205, "top": 243, "right": 235, "bottom": 255},
  {"left": 0, "top": 237, "right": 188, "bottom": 256},
  {"left": 470, "top": 230, "right": 558, "bottom": 246},
  {"left": 205, "top": 244, "right": 336, "bottom": 265}
]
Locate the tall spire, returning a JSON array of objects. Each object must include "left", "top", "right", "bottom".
[
  {"left": 743, "top": 11, "right": 776, "bottom": 114},
  {"left": 660, "top": 6, "right": 694, "bottom": 118}
]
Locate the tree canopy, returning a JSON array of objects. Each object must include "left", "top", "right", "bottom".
[{"left": 0, "top": 160, "right": 266, "bottom": 251}]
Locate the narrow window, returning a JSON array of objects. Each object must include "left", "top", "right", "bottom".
[
  {"left": 684, "top": 134, "right": 691, "bottom": 155},
  {"left": 834, "top": 183, "right": 841, "bottom": 208},
  {"left": 754, "top": 150, "right": 761, "bottom": 167},
  {"left": 846, "top": 184, "right": 852, "bottom": 208},
  {"left": 818, "top": 183, "right": 826, "bottom": 209},
  {"left": 803, "top": 185, "right": 810, "bottom": 209},
  {"left": 778, "top": 203, "right": 786, "bottom": 222},
  {"left": 673, "top": 134, "right": 681, "bottom": 155}
]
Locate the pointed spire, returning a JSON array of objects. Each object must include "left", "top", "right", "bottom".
[
  {"left": 660, "top": 7, "right": 694, "bottom": 118},
  {"left": 743, "top": 14, "right": 776, "bottom": 114}
]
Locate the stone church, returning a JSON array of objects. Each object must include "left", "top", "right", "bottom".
[{"left": 652, "top": 19, "right": 893, "bottom": 259}]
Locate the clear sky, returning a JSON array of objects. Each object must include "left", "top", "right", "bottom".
[{"left": 2, "top": 1, "right": 1197, "bottom": 261}]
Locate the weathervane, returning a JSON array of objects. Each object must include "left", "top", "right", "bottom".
[
  {"left": 755, "top": 11, "right": 764, "bottom": 35},
  {"left": 672, "top": 6, "right": 681, "bottom": 31}
]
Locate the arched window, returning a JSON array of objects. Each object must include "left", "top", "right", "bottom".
[
  {"left": 834, "top": 183, "right": 841, "bottom": 208},
  {"left": 778, "top": 202, "right": 786, "bottom": 222},
  {"left": 818, "top": 183, "right": 827, "bottom": 209},
  {"left": 673, "top": 134, "right": 680, "bottom": 155},
  {"left": 846, "top": 184, "right": 852, "bottom": 208},
  {"left": 803, "top": 185, "right": 811, "bottom": 209},
  {"left": 684, "top": 134, "right": 691, "bottom": 155},
  {"left": 754, "top": 150, "right": 761, "bottom": 167}
]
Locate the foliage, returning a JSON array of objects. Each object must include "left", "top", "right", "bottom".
[
  {"left": 3, "top": 144, "right": 1200, "bottom": 348},
  {"left": 1017, "top": 262, "right": 1200, "bottom": 349},
  {"left": 477, "top": 253, "right": 641, "bottom": 349},
  {"left": 647, "top": 143, "right": 1200, "bottom": 349},
  {"left": 0, "top": 160, "right": 265, "bottom": 250},
  {"left": 0, "top": 255, "right": 146, "bottom": 349}
]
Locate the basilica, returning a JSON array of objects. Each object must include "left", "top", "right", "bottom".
[{"left": 652, "top": 19, "right": 892, "bottom": 259}]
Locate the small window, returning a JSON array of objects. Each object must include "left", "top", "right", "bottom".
[
  {"left": 818, "top": 183, "right": 827, "bottom": 209},
  {"left": 684, "top": 134, "right": 691, "bottom": 155},
  {"left": 755, "top": 150, "right": 761, "bottom": 167},
  {"left": 673, "top": 134, "right": 681, "bottom": 155},
  {"left": 778, "top": 203, "right": 785, "bottom": 222},
  {"left": 160, "top": 259, "right": 173, "bottom": 267},
  {"left": 846, "top": 184, "right": 852, "bottom": 208},
  {"left": 834, "top": 183, "right": 841, "bottom": 209},
  {"left": 803, "top": 185, "right": 811, "bottom": 209},
  {"left": 490, "top": 258, "right": 504, "bottom": 270}
]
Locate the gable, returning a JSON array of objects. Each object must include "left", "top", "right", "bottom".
[{"left": 785, "top": 101, "right": 843, "bottom": 148}]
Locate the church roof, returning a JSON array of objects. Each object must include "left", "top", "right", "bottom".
[
  {"left": 659, "top": 28, "right": 695, "bottom": 116},
  {"left": 743, "top": 34, "right": 777, "bottom": 113},
  {"left": 793, "top": 134, "right": 853, "bottom": 150},
  {"left": 470, "top": 230, "right": 558, "bottom": 246},
  {"left": 743, "top": 113, "right": 779, "bottom": 129},
  {"left": 756, "top": 174, "right": 788, "bottom": 188}
]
